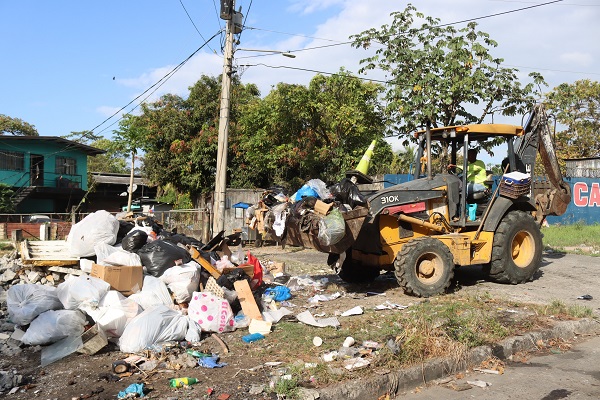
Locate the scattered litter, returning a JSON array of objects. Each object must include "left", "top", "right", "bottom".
[
  {"left": 577, "top": 294, "right": 593, "bottom": 300},
  {"left": 264, "top": 286, "right": 291, "bottom": 302},
  {"left": 467, "top": 379, "right": 491, "bottom": 388},
  {"left": 473, "top": 368, "right": 500, "bottom": 375},
  {"left": 342, "top": 336, "right": 355, "bottom": 348},
  {"left": 307, "top": 292, "right": 341, "bottom": 304},
  {"left": 341, "top": 306, "right": 363, "bottom": 316},
  {"left": 343, "top": 357, "right": 370, "bottom": 370},
  {"left": 262, "top": 307, "right": 293, "bottom": 323},
  {"left": 322, "top": 351, "right": 338, "bottom": 362},
  {"left": 374, "top": 301, "right": 408, "bottom": 311},
  {"left": 117, "top": 383, "right": 145, "bottom": 398},
  {"left": 264, "top": 361, "right": 283, "bottom": 367},
  {"left": 313, "top": 336, "right": 323, "bottom": 347},
  {"left": 198, "top": 355, "right": 227, "bottom": 368},
  {"left": 242, "top": 333, "right": 265, "bottom": 343},
  {"left": 248, "top": 319, "right": 272, "bottom": 335},
  {"left": 296, "top": 310, "right": 340, "bottom": 328},
  {"left": 362, "top": 340, "right": 382, "bottom": 349}
]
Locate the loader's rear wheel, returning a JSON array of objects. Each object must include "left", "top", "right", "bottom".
[
  {"left": 336, "top": 250, "right": 380, "bottom": 283},
  {"left": 394, "top": 237, "right": 454, "bottom": 297},
  {"left": 488, "top": 210, "right": 542, "bottom": 284}
]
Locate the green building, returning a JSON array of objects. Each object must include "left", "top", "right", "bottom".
[{"left": 0, "top": 136, "right": 104, "bottom": 213}]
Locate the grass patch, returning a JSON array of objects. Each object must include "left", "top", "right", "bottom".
[
  {"left": 226, "top": 293, "right": 595, "bottom": 390},
  {"left": 542, "top": 223, "right": 600, "bottom": 255},
  {"left": 534, "top": 299, "right": 594, "bottom": 319}
]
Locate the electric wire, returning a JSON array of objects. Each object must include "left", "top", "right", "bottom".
[
  {"left": 88, "top": 30, "right": 222, "bottom": 135},
  {"left": 178, "top": 0, "right": 217, "bottom": 54}
]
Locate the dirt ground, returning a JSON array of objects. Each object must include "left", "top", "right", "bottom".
[{"left": 1, "top": 245, "right": 598, "bottom": 400}]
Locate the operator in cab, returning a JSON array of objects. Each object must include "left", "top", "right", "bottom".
[{"left": 466, "top": 148, "right": 487, "bottom": 196}]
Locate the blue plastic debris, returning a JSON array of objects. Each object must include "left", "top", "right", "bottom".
[
  {"left": 197, "top": 354, "right": 228, "bottom": 368},
  {"left": 118, "top": 383, "right": 145, "bottom": 399},
  {"left": 264, "top": 286, "right": 291, "bottom": 302}
]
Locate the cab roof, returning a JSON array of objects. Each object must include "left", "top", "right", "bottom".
[{"left": 415, "top": 123, "right": 524, "bottom": 141}]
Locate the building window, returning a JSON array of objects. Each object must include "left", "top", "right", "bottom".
[
  {"left": 56, "top": 156, "right": 77, "bottom": 175},
  {"left": 0, "top": 151, "right": 25, "bottom": 171}
]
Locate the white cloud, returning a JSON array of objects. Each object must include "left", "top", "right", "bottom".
[
  {"left": 559, "top": 52, "right": 593, "bottom": 68},
  {"left": 288, "top": 0, "right": 344, "bottom": 15},
  {"left": 96, "top": 105, "right": 121, "bottom": 118}
]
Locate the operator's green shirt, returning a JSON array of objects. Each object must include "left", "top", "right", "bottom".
[{"left": 467, "top": 160, "right": 487, "bottom": 184}]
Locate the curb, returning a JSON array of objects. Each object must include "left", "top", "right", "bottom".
[{"left": 315, "top": 318, "right": 600, "bottom": 400}]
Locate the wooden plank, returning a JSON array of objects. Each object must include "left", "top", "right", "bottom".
[
  {"left": 234, "top": 280, "right": 263, "bottom": 321},
  {"left": 188, "top": 246, "right": 222, "bottom": 279}
]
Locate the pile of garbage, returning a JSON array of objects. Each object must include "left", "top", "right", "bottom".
[
  {"left": 245, "top": 177, "right": 369, "bottom": 254},
  {"left": 2, "top": 210, "right": 291, "bottom": 367}
]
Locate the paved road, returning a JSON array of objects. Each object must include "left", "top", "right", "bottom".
[{"left": 396, "top": 334, "right": 600, "bottom": 400}]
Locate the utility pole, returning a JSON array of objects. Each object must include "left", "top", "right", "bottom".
[
  {"left": 213, "top": 1, "right": 236, "bottom": 235},
  {"left": 126, "top": 151, "right": 135, "bottom": 214}
]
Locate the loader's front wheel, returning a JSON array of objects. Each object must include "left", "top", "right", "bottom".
[
  {"left": 394, "top": 237, "right": 454, "bottom": 297},
  {"left": 488, "top": 210, "right": 542, "bottom": 284}
]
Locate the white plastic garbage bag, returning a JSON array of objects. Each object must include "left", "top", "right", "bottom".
[
  {"left": 21, "top": 309, "right": 86, "bottom": 345},
  {"left": 56, "top": 275, "right": 111, "bottom": 311},
  {"left": 7, "top": 284, "right": 63, "bottom": 326},
  {"left": 95, "top": 243, "right": 142, "bottom": 267},
  {"left": 67, "top": 210, "right": 120, "bottom": 257},
  {"left": 188, "top": 291, "right": 235, "bottom": 333},
  {"left": 118, "top": 305, "right": 189, "bottom": 353},
  {"left": 86, "top": 291, "right": 142, "bottom": 338},
  {"left": 159, "top": 261, "right": 201, "bottom": 303},
  {"left": 128, "top": 275, "right": 173, "bottom": 311}
]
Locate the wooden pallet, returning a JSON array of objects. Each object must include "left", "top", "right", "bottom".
[{"left": 20, "top": 239, "right": 80, "bottom": 267}]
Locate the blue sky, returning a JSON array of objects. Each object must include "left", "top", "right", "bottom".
[{"left": 1, "top": 1, "right": 599, "bottom": 165}]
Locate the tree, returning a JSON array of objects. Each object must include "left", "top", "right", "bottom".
[
  {"left": 0, "top": 183, "right": 15, "bottom": 213},
  {"left": 351, "top": 4, "right": 545, "bottom": 150},
  {"left": 0, "top": 114, "right": 38, "bottom": 136},
  {"left": 389, "top": 145, "right": 416, "bottom": 174},
  {"left": 123, "top": 75, "right": 260, "bottom": 206},
  {"left": 234, "top": 70, "right": 394, "bottom": 190},
  {"left": 87, "top": 138, "right": 129, "bottom": 174},
  {"left": 546, "top": 79, "right": 600, "bottom": 159}
]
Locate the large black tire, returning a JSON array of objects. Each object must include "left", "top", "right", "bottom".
[
  {"left": 394, "top": 237, "right": 455, "bottom": 297},
  {"left": 336, "top": 250, "right": 380, "bottom": 284},
  {"left": 488, "top": 210, "right": 542, "bottom": 284}
]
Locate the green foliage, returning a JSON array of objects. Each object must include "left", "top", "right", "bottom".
[
  {"left": 157, "top": 183, "right": 192, "bottom": 209},
  {"left": 0, "top": 183, "right": 15, "bottom": 213},
  {"left": 546, "top": 79, "right": 600, "bottom": 159},
  {"left": 121, "top": 75, "right": 260, "bottom": 202},
  {"left": 351, "top": 4, "right": 545, "bottom": 150},
  {"left": 87, "top": 138, "right": 129, "bottom": 173},
  {"left": 0, "top": 114, "right": 38, "bottom": 136},
  {"left": 234, "top": 70, "right": 394, "bottom": 189}
]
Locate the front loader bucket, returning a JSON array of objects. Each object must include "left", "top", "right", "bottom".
[{"left": 285, "top": 206, "right": 369, "bottom": 254}]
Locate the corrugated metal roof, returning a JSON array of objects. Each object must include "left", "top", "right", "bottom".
[{"left": 0, "top": 135, "right": 105, "bottom": 155}]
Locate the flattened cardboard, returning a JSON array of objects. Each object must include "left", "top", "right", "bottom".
[
  {"left": 234, "top": 280, "right": 263, "bottom": 321},
  {"left": 91, "top": 264, "right": 143, "bottom": 295}
]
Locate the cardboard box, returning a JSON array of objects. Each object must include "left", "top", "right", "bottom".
[
  {"left": 91, "top": 264, "right": 143, "bottom": 295},
  {"left": 77, "top": 324, "right": 108, "bottom": 355}
]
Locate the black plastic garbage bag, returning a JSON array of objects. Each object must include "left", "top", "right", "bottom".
[
  {"left": 116, "top": 220, "right": 135, "bottom": 244},
  {"left": 138, "top": 240, "right": 192, "bottom": 277},
  {"left": 329, "top": 178, "right": 367, "bottom": 209},
  {"left": 121, "top": 229, "right": 148, "bottom": 252}
]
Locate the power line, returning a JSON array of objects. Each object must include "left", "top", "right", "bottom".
[
  {"left": 437, "top": 0, "right": 565, "bottom": 27},
  {"left": 178, "top": 0, "right": 217, "bottom": 54},
  {"left": 488, "top": 0, "right": 599, "bottom": 6},
  {"left": 89, "top": 30, "right": 222, "bottom": 135}
]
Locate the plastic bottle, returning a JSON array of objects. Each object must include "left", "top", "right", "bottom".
[
  {"left": 242, "top": 333, "right": 265, "bottom": 343},
  {"left": 186, "top": 349, "right": 211, "bottom": 358},
  {"left": 169, "top": 377, "right": 199, "bottom": 388}
]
